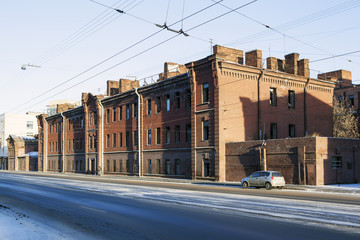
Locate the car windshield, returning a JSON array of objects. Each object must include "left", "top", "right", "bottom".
[{"left": 272, "top": 172, "right": 282, "bottom": 177}]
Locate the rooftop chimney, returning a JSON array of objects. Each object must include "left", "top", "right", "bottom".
[
  {"left": 285, "top": 53, "right": 299, "bottom": 75},
  {"left": 245, "top": 49, "right": 262, "bottom": 68},
  {"left": 213, "top": 45, "right": 244, "bottom": 64}
]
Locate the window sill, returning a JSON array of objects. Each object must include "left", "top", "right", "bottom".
[{"left": 199, "top": 102, "right": 210, "bottom": 106}]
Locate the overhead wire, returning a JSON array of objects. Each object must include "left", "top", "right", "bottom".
[
  {"left": 6, "top": 0, "right": 141, "bottom": 90},
  {"left": 10, "top": 0, "right": 228, "bottom": 113},
  {"left": 33, "top": 0, "right": 130, "bottom": 65},
  {"left": 214, "top": 0, "right": 359, "bottom": 65},
  {"left": 37, "top": 0, "right": 144, "bottom": 65},
  {"left": 310, "top": 50, "right": 360, "bottom": 63},
  {"left": 226, "top": 0, "right": 360, "bottom": 46},
  {"left": 14, "top": 0, "right": 257, "bottom": 113}
]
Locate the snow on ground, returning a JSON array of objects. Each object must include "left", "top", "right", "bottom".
[
  {"left": 0, "top": 203, "right": 94, "bottom": 240},
  {"left": 1, "top": 173, "right": 360, "bottom": 239},
  {"left": 328, "top": 183, "right": 360, "bottom": 189}
]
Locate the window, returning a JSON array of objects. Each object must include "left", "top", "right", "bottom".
[
  {"left": 185, "top": 89, "right": 191, "bottom": 110},
  {"left": 89, "top": 136, "right": 93, "bottom": 149},
  {"left": 68, "top": 140, "right": 71, "bottom": 151},
  {"left": 331, "top": 156, "right": 342, "bottom": 169},
  {"left": 186, "top": 124, "right": 191, "bottom": 144},
  {"left": 203, "top": 159, "right": 210, "bottom": 177},
  {"left": 26, "top": 121, "right": 33, "bottom": 129},
  {"left": 148, "top": 159, "right": 152, "bottom": 174},
  {"left": 133, "top": 103, "right": 137, "bottom": 118},
  {"left": 113, "top": 133, "right": 116, "bottom": 148},
  {"left": 156, "top": 127, "right": 161, "bottom": 145},
  {"left": 202, "top": 83, "right": 209, "bottom": 103},
  {"left": 289, "top": 124, "right": 295, "bottom": 138},
  {"left": 106, "top": 109, "right": 110, "bottom": 124},
  {"left": 349, "top": 95, "right": 354, "bottom": 106},
  {"left": 119, "top": 106, "right": 123, "bottom": 120},
  {"left": 166, "top": 95, "right": 170, "bottom": 111},
  {"left": 165, "top": 127, "right": 170, "bottom": 144},
  {"left": 270, "top": 88, "right": 277, "bottom": 107},
  {"left": 106, "top": 134, "right": 110, "bottom": 148},
  {"left": 157, "top": 159, "right": 161, "bottom": 174},
  {"left": 120, "top": 160, "right": 123, "bottom": 172},
  {"left": 113, "top": 108, "right": 117, "bottom": 121},
  {"left": 156, "top": 97, "right": 161, "bottom": 113},
  {"left": 174, "top": 92, "right": 180, "bottom": 110},
  {"left": 80, "top": 117, "right": 84, "bottom": 128},
  {"left": 147, "top": 99, "right": 151, "bottom": 115},
  {"left": 203, "top": 120, "right": 209, "bottom": 141},
  {"left": 126, "top": 132, "right": 130, "bottom": 147},
  {"left": 126, "top": 105, "right": 130, "bottom": 120},
  {"left": 147, "top": 129, "right": 152, "bottom": 145},
  {"left": 175, "top": 159, "right": 180, "bottom": 175},
  {"left": 113, "top": 160, "right": 117, "bottom": 172},
  {"left": 133, "top": 131, "right": 138, "bottom": 146},
  {"left": 165, "top": 159, "right": 171, "bottom": 175},
  {"left": 72, "top": 139, "right": 75, "bottom": 151},
  {"left": 94, "top": 135, "right": 97, "bottom": 150},
  {"left": 119, "top": 132, "right": 123, "bottom": 147},
  {"left": 107, "top": 160, "right": 110, "bottom": 172},
  {"left": 270, "top": 123, "right": 277, "bottom": 139},
  {"left": 288, "top": 90, "right": 295, "bottom": 109},
  {"left": 175, "top": 125, "right": 180, "bottom": 143}
]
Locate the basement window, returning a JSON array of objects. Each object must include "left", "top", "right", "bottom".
[{"left": 331, "top": 156, "right": 342, "bottom": 169}]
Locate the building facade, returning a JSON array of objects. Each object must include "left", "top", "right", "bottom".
[
  {"left": 6, "top": 135, "right": 38, "bottom": 171},
  {"left": 37, "top": 45, "right": 340, "bottom": 182},
  {"left": 0, "top": 112, "right": 39, "bottom": 169},
  {"left": 226, "top": 137, "right": 360, "bottom": 185}
]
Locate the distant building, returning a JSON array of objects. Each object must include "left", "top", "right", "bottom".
[
  {"left": 46, "top": 100, "right": 81, "bottom": 116},
  {"left": 330, "top": 70, "right": 360, "bottom": 134},
  {"left": 6, "top": 135, "right": 38, "bottom": 171},
  {"left": 0, "top": 112, "right": 39, "bottom": 169}
]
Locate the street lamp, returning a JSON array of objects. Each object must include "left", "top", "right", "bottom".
[{"left": 21, "top": 64, "right": 41, "bottom": 70}]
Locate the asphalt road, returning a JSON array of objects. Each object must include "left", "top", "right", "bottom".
[{"left": 0, "top": 172, "right": 359, "bottom": 240}]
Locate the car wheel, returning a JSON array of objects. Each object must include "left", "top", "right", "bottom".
[
  {"left": 265, "top": 182, "right": 272, "bottom": 190},
  {"left": 242, "top": 181, "right": 249, "bottom": 189}
]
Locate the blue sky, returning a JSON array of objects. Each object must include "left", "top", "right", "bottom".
[{"left": 1, "top": 0, "right": 359, "bottom": 113}]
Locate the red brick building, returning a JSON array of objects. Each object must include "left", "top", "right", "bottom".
[{"left": 37, "top": 45, "right": 343, "bottom": 183}]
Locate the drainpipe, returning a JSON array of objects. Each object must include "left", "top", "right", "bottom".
[
  {"left": 98, "top": 100, "right": 104, "bottom": 175},
  {"left": 60, "top": 112, "right": 65, "bottom": 173},
  {"left": 135, "top": 88, "right": 142, "bottom": 177},
  {"left": 257, "top": 70, "right": 264, "bottom": 139},
  {"left": 43, "top": 117, "right": 48, "bottom": 172},
  {"left": 304, "top": 79, "right": 310, "bottom": 136}
]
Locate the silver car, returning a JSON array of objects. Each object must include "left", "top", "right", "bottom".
[{"left": 241, "top": 171, "right": 285, "bottom": 190}]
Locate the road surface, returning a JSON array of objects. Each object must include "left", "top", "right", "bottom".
[{"left": 0, "top": 172, "right": 359, "bottom": 240}]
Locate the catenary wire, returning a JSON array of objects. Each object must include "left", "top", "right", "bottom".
[
  {"left": 215, "top": 0, "right": 357, "bottom": 63},
  {"left": 14, "top": 0, "right": 256, "bottom": 113},
  {"left": 9, "top": 0, "right": 228, "bottom": 113}
]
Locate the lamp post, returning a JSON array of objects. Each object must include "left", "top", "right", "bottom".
[{"left": 21, "top": 64, "right": 41, "bottom": 70}]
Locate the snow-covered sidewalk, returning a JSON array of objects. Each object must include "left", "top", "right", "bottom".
[{"left": 0, "top": 203, "right": 93, "bottom": 240}]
